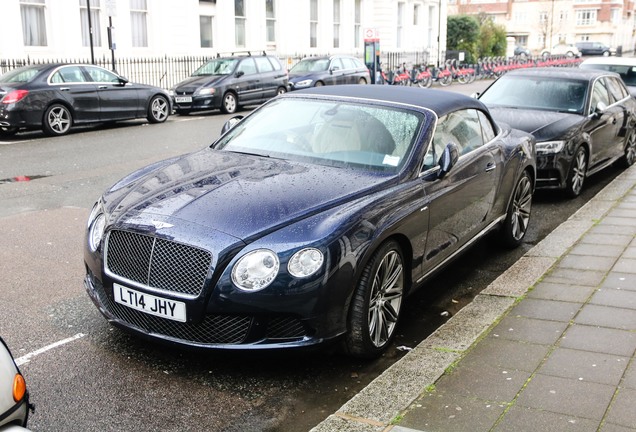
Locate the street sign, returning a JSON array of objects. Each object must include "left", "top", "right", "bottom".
[{"left": 105, "top": 0, "right": 117, "bottom": 16}]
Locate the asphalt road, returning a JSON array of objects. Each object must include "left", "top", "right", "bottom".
[{"left": 0, "top": 80, "right": 622, "bottom": 432}]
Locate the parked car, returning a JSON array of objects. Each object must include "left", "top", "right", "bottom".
[
  {"left": 478, "top": 67, "right": 636, "bottom": 197},
  {"left": 84, "top": 85, "right": 535, "bottom": 358},
  {"left": 0, "top": 337, "right": 33, "bottom": 431},
  {"left": 580, "top": 57, "right": 636, "bottom": 97},
  {"left": 540, "top": 44, "right": 581, "bottom": 58},
  {"left": 0, "top": 63, "right": 171, "bottom": 137},
  {"left": 170, "top": 52, "right": 288, "bottom": 115},
  {"left": 288, "top": 55, "right": 371, "bottom": 90},
  {"left": 575, "top": 41, "right": 615, "bottom": 57},
  {"left": 514, "top": 46, "right": 531, "bottom": 57}
]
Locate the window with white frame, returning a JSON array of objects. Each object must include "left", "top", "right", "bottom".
[
  {"left": 559, "top": 10, "right": 568, "bottom": 22},
  {"left": 310, "top": 0, "right": 318, "bottom": 48},
  {"left": 266, "top": 0, "right": 275, "bottom": 44},
  {"left": 428, "top": 4, "right": 435, "bottom": 49},
  {"left": 397, "top": 2, "right": 404, "bottom": 49},
  {"left": 576, "top": 9, "right": 597, "bottom": 26},
  {"left": 610, "top": 8, "right": 620, "bottom": 24},
  {"left": 414, "top": 3, "right": 420, "bottom": 26},
  {"left": 20, "top": 0, "right": 48, "bottom": 46},
  {"left": 514, "top": 12, "right": 526, "bottom": 24},
  {"left": 130, "top": 0, "right": 148, "bottom": 47},
  {"left": 354, "top": 0, "right": 361, "bottom": 48},
  {"left": 80, "top": 0, "right": 102, "bottom": 47},
  {"left": 200, "top": 15, "right": 213, "bottom": 47},
  {"left": 579, "top": 34, "right": 590, "bottom": 41},
  {"left": 538, "top": 34, "right": 545, "bottom": 47},
  {"left": 235, "top": 0, "right": 246, "bottom": 47},
  {"left": 539, "top": 11, "right": 548, "bottom": 24},
  {"left": 333, "top": 0, "right": 340, "bottom": 48}
]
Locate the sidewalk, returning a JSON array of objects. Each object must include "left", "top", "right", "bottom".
[{"left": 312, "top": 163, "right": 636, "bottom": 432}]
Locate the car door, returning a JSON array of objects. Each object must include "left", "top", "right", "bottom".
[
  {"left": 254, "top": 56, "right": 276, "bottom": 99},
  {"left": 48, "top": 65, "right": 100, "bottom": 122},
  {"left": 586, "top": 77, "right": 622, "bottom": 168},
  {"left": 83, "top": 65, "right": 141, "bottom": 121},
  {"left": 234, "top": 57, "right": 262, "bottom": 104},
  {"left": 328, "top": 58, "right": 346, "bottom": 85},
  {"left": 419, "top": 109, "right": 499, "bottom": 273},
  {"left": 604, "top": 76, "right": 633, "bottom": 159}
]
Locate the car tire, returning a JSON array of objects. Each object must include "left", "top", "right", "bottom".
[
  {"left": 221, "top": 92, "right": 238, "bottom": 114},
  {"left": 344, "top": 240, "right": 405, "bottom": 359},
  {"left": 147, "top": 95, "right": 170, "bottom": 123},
  {"left": 276, "top": 86, "right": 287, "bottom": 96},
  {"left": 603, "top": 51, "right": 610, "bottom": 57},
  {"left": 618, "top": 129, "right": 636, "bottom": 168},
  {"left": 0, "top": 126, "right": 18, "bottom": 137},
  {"left": 358, "top": 77, "right": 367, "bottom": 85},
  {"left": 565, "top": 146, "right": 588, "bottom": 198},
  {"left": 499, "top": 170, "right": 533, "bottom": 249},
  {"left": 314, "top": 81, "right": 325, "bottom": 87},
  {"left": 43, "top": 104, "right": 72, "bottom": 136}
]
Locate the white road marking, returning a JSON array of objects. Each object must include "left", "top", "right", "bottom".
[{"left": 15, "top": 333, "right": 86, "bottom": 366}]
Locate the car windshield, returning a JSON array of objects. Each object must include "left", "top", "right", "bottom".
[
  {"left": 480, "top": 75, "right": 588, "bottom": 114},
  {"left": 580, "top": 64, "right": 636, "bottom": 86},
  {"left": 0, "top": 66, "right": 42, "bottom": 83},
  {"left": 213, "top": 98, "right": 425, "bottom": 173},
  {"left": 290, "top": 59, "right": 331, "bottom": 73},
  {"left": 192, "top": 59, "right": 238, "bottom": 76}
]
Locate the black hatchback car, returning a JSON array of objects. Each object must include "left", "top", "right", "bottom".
[
  {"left": 479, "top": 68, "right": 636, "bottom": 197},
  {"left": 0, "top": 63, "right": 171, "bottom": 137},
  {"left": 288, "top": 55, "right": 371, "bottom": 90},
  {"left": 575, "top": 41, "right": 614, "bottom": 57},
  {"left": 170, "top": 53, "right": 288, "bottom": 115}
]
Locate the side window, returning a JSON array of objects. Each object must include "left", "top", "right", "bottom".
[
  {"left": 254, "top": 57, "right": 274, "bottom": 73},
  {"left": 589, "top": 78, "right": 611, "bottom": 114},
  {"left": 237, "top": 58, "right": 257, "bottom": 76},
  {"left": 54, "top": 66, "right": 87, "bottom": 83},
  {"left": 477, "top": 110, "right": 496, "bottom": 143},
  {"left": 425, "top": 109, "right": 484, "bottom": 170},
  {"left": 85, "top": 66, "right": 120, "bottom": 83},
  {"left": 605, "top": 77, "right": 628, "bottom": 102},
  {"left": 268, "top": 57, "right": 282, "bottom": 71},
  {"left": 330, "top": 58, "right": 344, "bottom": 71},
  {"left": 341, "top": 57, "right": 356, "bottom": 70}
]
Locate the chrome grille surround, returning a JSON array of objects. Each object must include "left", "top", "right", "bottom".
[{"left": 105, "top": 229, "right": 212, "bottom": 297}]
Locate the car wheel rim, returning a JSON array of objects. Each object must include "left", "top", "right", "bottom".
[
  {"left": 48, "top": 107, "right": 70, "bottom": 134},
  {"left": 224, "top": 95, "right": 236, "bottom": 112},
  {"left": 510, "top": 175, "right": 532, "bottom": 241},
  {"left": 368, "top": 250, "right": 403, "bottom": 348},
  {"left": 571, "top": 149, "right": 587, "bottom": 195},
  {"left": 626, "top": 131, "right": 636, "bottom": 165},
  {"left": 152, "top": 98, "right": 168, "bottom": 120}
]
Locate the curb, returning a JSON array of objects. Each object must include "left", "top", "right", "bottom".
[{"left": 310, "top": 164, "right": 636, "bottom": 432}]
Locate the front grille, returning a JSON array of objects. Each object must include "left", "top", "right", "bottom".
[
  {"left": 267, "top": 316, "right": 308, "bottom": 339},
  {"left": 106, "top": 230, "right": 212, "bottom": 296}
]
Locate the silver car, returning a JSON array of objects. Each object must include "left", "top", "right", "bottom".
[{"left": 0, "top": 337, "right": 32, "bottom": 431}]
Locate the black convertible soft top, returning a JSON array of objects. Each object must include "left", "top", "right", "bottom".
[{"left": 294, "top": 84, "right": 488, "bottom": 118}]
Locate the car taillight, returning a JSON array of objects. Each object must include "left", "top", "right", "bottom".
[{"left": 2, "top": 89, "right": 29, "bottom": 104}]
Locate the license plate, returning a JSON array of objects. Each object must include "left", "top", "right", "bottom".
[
  {"left": 113, "top": 283, "right": 186, "bottom": 322},
  {"left": 175, "top": 96, "right": 192, "bottom": 103}
]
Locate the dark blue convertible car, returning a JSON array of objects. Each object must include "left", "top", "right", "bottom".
[{"left": 84, "top": 86, "right": 535, "bottom": 358}]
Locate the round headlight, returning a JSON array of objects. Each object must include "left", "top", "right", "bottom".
[
  {"left": 288, "top": 248, "right": 324, "bottom": 278},
  {"left": 232, "top": 249, "right": 280, "bottom": 291},
  {"left": 88, "top": 213, "right": 106, "bottom": 252}
]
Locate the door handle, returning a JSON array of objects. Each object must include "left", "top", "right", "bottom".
[
  {"left": 60, "top": 87, "right": 70, "bottom": 91},
  {"left": 485, "top": 162, "right": 496, "bottom": 172},
  {"left": 98, "top": 85, "right": 108, "bottom": 90}
]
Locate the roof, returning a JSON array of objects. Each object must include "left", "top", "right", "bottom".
[
  {"left": 504, "top": 66, "right": 616, "bottom": 80},
  {"left": 292, "top": 85, "right": 488, "bottom": 117},
  {"left": 580, "top": 57, "right": 636, "bottom": 67}
]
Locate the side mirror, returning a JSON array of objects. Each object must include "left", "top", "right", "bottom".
[
  {"left": 235, "top": 71, "right": 245, "bottom": 78},
  {"left": 221, "top": 115, "right": 244, "bottom": 135},
  {"left": 593, "top": 101, "right": 608, "bottom": 117},
  {"left": 118, "top": 77, "right": 129, "bottom": 86},
  {"left": 437, "top": 142, "right": 460, "bottom": 178}
]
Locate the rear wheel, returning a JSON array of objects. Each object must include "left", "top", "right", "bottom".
[
  {"left": 618, "top": 129, "right": 636, "bottom": 168},
  {"left": 358, "top": 77, "right": 367, "bottom": 85},
  {"left": 344, "top": 240, "right": 405, "bottom": 359},
  {"left": 43, "top": 104, "right": 72, "bottom": 136},
  {"left": 565, "top": 146, "right": 587, "bottom": 198},
  {"left": 221, "top": 92, "right": 238, "bottom": 114},
  {"left": 499, "top": 171, "right": 532, "bottom": 248},
  {"left": 314, "top": 81, "right": 325, "bottom": 87},
  {"left": 147, "top": 95, "right": 169, "bottom": 123},
  {"left": 276, "top": 86, "right": 287, "bottom": 96}
]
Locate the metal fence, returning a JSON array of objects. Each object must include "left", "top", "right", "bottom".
[{"left": 1, "top": 51, "right": 431, "bottom": 90}]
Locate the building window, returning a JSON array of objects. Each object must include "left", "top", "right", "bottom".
[
  {"left": 333, "top": 0, "right": 340, "bottom": 48},
  {"left": 414, "top": 4, "right": 420, "bottom": 26},
  {"left": 579, "top": 33, "right": 590, "bottom": 41},
  {"left": 559, "top": 10, "right": 568, "bottom": 23},
  {"left": 310, "top": 0, "right": 318, "bottom": 48},
  {"left": 235, "top": 0, "right": 246, "bottom": 47},
  {"left": 397, "top": 2, "right": 404, "bottom": 49},
  {"left": 539, "top": 11, "right": 548, "bottom": 24},
  {"left": 20, "top": 0, "right": 48, "bottom": 46},
  {"left": 80, "top": 0, "right": 102, "bottom": 47},
  {"left": 610, "top": 8, "right": 620, "bottom": 24},
  {"left": 428, "top": 5, "right": 434, "bottom": 49},
  {"left": 354, "top": 0, "right": 361, "bottom": 48},
  {"left": 130, "top": 0, "right": 148, "bottom": 47},
  {"left": 266, "top": 0, "right": 275, "bottom": 44},
  {"left": 200, "top": 15, "right": 213, "bottom": 47},
  {"left": 576, "top": 9, "right": 597, "bottom": 26}
]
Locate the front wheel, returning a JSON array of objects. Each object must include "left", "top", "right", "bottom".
[
  {"left": 43, "top": 104, "right": 72, "bottom": 136},
  {"left": 147, "top": 95, "right": 170, "bottom": 123},
  {"left": 358, "top": 77, "right": 367, "bottom": 85},
  {"left": 439, "top": 74, "right": 452, "bottom": 87},
  {"left": 499, "top": 171, "right": 533, "bottom": 248},
  {"left": 344, "top": 240, "right": 405, "bottom": 359},
  {"left": 565, "top": 146, "right": 588, "bottom": 198},
  {"left": 221, "top": 92, "right": 238, "bottom": 114},
  {"left": 618, "top": 129, "right": 636, "bottom": 168}
]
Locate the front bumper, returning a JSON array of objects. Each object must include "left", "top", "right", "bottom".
[
  {"left": 536, "top": 151, "right": 571, "bottom": 190},
  {"left": 172, "top": 94, "right": 220, "bottom": 112}
]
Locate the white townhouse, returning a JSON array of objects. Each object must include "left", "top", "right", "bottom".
[{"left": 0, "top": 0, "right": 448, "bottom": 67}]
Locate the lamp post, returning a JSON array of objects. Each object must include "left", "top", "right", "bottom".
[
  {"left": 86, "top": 0, "right": 95, "bottom": 64},
  {"left": 438, "top": 0, "right": 442, "bottom": 67}
]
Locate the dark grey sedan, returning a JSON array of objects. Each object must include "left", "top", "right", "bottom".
[
  {"left": 479, "top": 68, "right": 636, "bottom": 197},
  {"left": 288, "top": 55, "right": 370, "bottom": 90},
  {"left": 0, "top": 63, "right": 171, "bottom": 137}
]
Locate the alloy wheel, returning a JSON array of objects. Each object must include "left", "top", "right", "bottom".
[
  {"left": 367, "top": 250, "right": 404, "bottom": 348},
  {"left": 569, "top": 148, "right": 587, "bottom": 196},
  {"left": 509, "top": 174, "right": 532, "bottom": 241}
]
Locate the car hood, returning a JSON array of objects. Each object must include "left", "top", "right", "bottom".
[
  {"left": 104, "top": 148, "right": 394, "bottom": 241},
  {"left": 488, "top": 107, "right": 583, "bottom": 142},
  {"left": 173, "top": 75, "right": 228, "bottom": 92}
]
